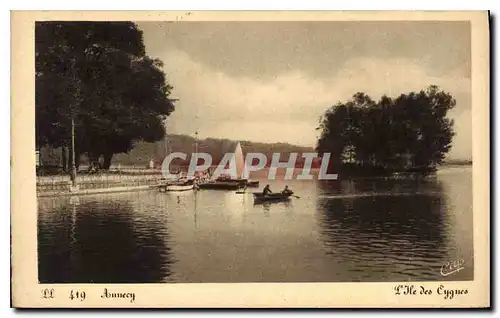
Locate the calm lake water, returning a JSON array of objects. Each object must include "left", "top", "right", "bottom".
[{"left": 38, "top": 166, "right": 473, "bottom": 283}]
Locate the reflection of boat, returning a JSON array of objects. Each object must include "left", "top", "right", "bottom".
[{"left": 253, "top": 192, "right": 293, "bottom": 203}]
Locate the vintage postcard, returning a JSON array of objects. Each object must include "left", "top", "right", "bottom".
[{"left": 11, "top": 11, "right": 490, "bottom": 308}]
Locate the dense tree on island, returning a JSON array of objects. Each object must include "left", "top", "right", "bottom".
[
  {"left": 316, "top": 86, "right": 456, "bottom": 176},
  {"left": 35, "top": 22, "right": 175, "bottom": 170}
]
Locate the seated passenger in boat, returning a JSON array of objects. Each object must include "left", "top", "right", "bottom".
[
  {"left": 281, "top": 185, "right": 293, "bottom": 195},
  {"left": 262, "top": 184, "right": 273, "bottom": 196}
]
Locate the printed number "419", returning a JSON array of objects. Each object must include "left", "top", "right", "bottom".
[{"left": 69, "top": 290, "right": 86, "bottom": 301}]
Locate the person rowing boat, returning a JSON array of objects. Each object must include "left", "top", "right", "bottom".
[
  {"left": 281, "top": 185, "right": 293, "bottom": 195},
  {"left": 262, "top": 184, "right": 273, "bottom": 196}
]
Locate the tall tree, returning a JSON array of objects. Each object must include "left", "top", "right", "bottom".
[
  {"left": 36, "top": 22, "right": 175, "bottom": 170},
  {"left": 316, "top": 85, "right": 456, "bottom": 176}
]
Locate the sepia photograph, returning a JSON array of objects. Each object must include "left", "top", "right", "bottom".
[{"left": 11, "top": 10, "right": 490, "bottom": 308}]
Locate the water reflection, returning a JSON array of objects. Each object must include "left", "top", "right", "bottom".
[
  {"left": 38, "top": 196, "right": 174, "bottom": 283},
  {"left": 315, "top": 178, "right": 471, "bottom": 281},
  {"left": 37, "top": 167, "right": 473, "bottom": 283},
  {"left": 254, "top": 200, "right": 293, "bottom": 214}
]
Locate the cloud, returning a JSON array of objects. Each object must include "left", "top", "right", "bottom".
[{"left": 160, "top": 50, "right": 471, "bottom": 159}]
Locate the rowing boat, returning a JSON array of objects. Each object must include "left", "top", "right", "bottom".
[{"left": 253, "top": 192, "right": 293, "bottom": 203}]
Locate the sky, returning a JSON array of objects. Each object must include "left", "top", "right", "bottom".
[{"left": 136, "top": 21, "right": 471, "bottom": 160}]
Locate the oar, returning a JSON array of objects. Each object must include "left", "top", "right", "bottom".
[{"left": 292, "top": 195, "right": 301, "bottom": 199}]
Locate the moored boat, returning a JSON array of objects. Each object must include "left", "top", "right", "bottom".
[
  {"left": 157, "top": 179, "right": 195, "bottom": 192},
  {"left": 198, "top": 142, "right": 249, "bottom": 191},
  {"left": 198, "top": 181, "right": 241, "bottom": 190},
  {"left": 246, "top": 180, "right": 259, "bottom": 187},
  {"left": 166, "top": 183, "right": 195, "bottom": 192}
]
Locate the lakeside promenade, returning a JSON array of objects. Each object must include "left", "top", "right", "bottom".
[{"left": 37, "top": 169, "right": 163, "bottom": 197}]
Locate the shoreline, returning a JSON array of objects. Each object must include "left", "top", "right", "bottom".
[
  {"left": 35, "top": 165, "right": 470, "bottom": 197},
  {"left": 37, "top": 184, "right": 159, "bottom": 197}
]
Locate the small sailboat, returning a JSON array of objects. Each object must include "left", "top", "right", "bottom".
[
  {"left": 234, "top": 142, "right": 259, "bottom": 187},
  {"left": 234, "top": 141, "right": 245, "bottom": 181},
  {"left": 199, "top": 141, "right": 247, "bottom": 190}
]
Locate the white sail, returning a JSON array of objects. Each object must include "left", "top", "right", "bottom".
[{"left": 234, "top": 142, "right": 245, "bottom": 179}]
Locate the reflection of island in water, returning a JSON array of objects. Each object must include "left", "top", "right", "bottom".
[
  {"left": 315, "top": 178, "right": 473, "bottom": 282},
  {"left": 38, "top": 198, "right": 174, "bottom": 283}
]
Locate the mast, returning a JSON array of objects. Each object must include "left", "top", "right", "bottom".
[
  {"left": 163, "top": 118, "right": 169, "bottom": 175},
  {"left": 164, "top": 132, "right": 169, "bottom": 158},
  {"left": 194, "top": 130, "right": 198, "bottom": 168},
  {"left": 165, "top": 98, "right": 179, "bottom": 164},
  {"left": 70, "top": 117, "right": 77, "bottom": 186},
  {"left": 195, "top": 132, "right": 198, "bottom": 154},
  {"left": 194, "top": 114, "right": 199, "bottom": 175}
]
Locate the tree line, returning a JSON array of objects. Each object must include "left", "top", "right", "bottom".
[
  {"left": 316, "top": 86, "right": 456, "bottom": 176},
  {"left": 36, "top": 22, "right": 175, "bottom": 171},
  {"left": 37, "top": 134, "right": 318, "bottom": 172}
]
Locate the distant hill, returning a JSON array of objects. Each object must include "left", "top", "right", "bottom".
[
  {"left": 40, "top": 134, "right": 316, "bottom": 168},
  {"left": 113, "top": 134, "right": 315, "bottom": 166}
]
